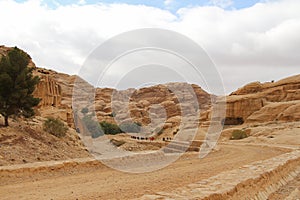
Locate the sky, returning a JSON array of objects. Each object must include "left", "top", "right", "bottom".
[{"left": 0, "top": 0, "right": 299, "bottom": 94}]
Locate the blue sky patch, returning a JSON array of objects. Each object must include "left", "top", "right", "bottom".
[{"left": 15, "top": 0, "right": 263, "bottom": 12}]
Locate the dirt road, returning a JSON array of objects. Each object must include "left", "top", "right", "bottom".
[{"left": 0, "top": 144, "right": 289, "bottom": 200}]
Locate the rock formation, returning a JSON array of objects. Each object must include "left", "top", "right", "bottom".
[
  {"left": 33, "top": 69, "right": 62, "bottom": 107},
  {"left": 222, "top": 74, "right": 300, "bottom": 124},
  {"left": 1, "top": 45, "right": 299, "bottom": 131},
  {"left": 32, "top": 68, "right": 76, "bottom": 127},
  {"left": 94, "top": 83, "right": 212, "bottom": 125},
  {"left": 30, "top": 63, "right": 213, "bottom": 135}
]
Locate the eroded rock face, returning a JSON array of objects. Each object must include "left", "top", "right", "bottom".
[
  {"left": 4, "top": 45, "right": 299, "bottom": 129},
  {"left": 94, "top": 82, "right": 213, "bottom": 131},
  {"left": 32, "top": 68, "right": 76, "bottom": 127},
  {"left": 28, "top": 67, "right": 300, "bottom": 128},
  {"left": 29, "top": 64, "right": 213, "bottom": 135},
  {"left": 33, "top": 70, "right": 62, "bottom": 107},
  {"left": 223, "top": 74, "right": 300, "bottom": 124},
  {"left": 34, "top": 70, "right": 300, "bottom": 129}
]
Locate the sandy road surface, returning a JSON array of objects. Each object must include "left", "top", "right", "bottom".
[{"left": 0, "top": 144, "right": 290, "bottom": 200}]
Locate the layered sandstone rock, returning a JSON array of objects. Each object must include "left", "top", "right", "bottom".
[
  {"left": 41, "top": 71, "right": 299, "bottom": 130},
  {"left": 93, "top": 82, "right": 213, "bottom": 135},
  {"left": 29, "top": 64, "right": 213, "bottom": 135},
  {"left": 246, "top": 101, "right": 300, "bottom": 123},
  {"left": 5, "top": 46, "right": 299, "bottom": 130},
  {"left": 223, "top": 74, "right": 300, "bottom": 124},
  {"left": 32, "top": 68, "right": 76, "bottom": 127},
  {"left": 33, "top": 70, "right": 62, "bottom": 107}
]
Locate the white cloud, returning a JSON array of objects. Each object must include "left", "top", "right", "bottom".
[
  {"left": 0, "top": 0, "right": 175, "bottom": 74},
  {"left": 164, "top": 0, "right": 174, "bottom": 6},
  {"left": 209, "top": 0, "right": 233, "bottom": 8},
  {"left": 0, "top": 0, "right": 299, "bottom": 93},
  {"left": 78, "top": 0, "right": 86, "bottom": 5}
]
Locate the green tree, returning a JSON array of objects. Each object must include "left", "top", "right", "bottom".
[{"left": 0, "top": 47, "right": 40, "bottom": 126}]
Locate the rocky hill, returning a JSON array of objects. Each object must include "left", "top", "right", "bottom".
[
  {"left": 34, "top": 68, "right": 214, "bottom": 138},
  {"left": 1, "top": 46, "right": 299, "bottom": 200},
  {"left": 1, "top": 45, "right": 300, "bottom": 161},
  {"left": 2, "top": 45, "right": 300, "bottom": 130},
  {"left": 0, "top": 117, "right": 89, "bottom": 166},
  {"left": 222, "top": 74, "right": 300, "bottom": 125},
  {"left": 0, "top": 46, "right": 89, "bottom": 165},
  {"left": 3, "top": 45, "right": 300, "bottom": 130}
]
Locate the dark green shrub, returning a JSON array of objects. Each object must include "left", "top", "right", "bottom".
[
  {"left": 119, "top": 122, "right": 141, "bottom": 133},
  {"left": 230, "top": 129, "right": 248, "bottom": 140},
  {"left": 43, "top": 117, "right": 68, "bottom": 138},
  {"left": 99, "top": 121, "right": 123, "bottom": 135},
  {"left": 81, "top": 107, "right": 89, "bottom": 115},
  {"left": 82, "top": 115, "right": 103, "bottom": 138},
  {"left": 109, "top": 112, "right": 116, "bottom": 117},
  {"left": 110, "top": 139, "right": 125, "bottom": 147}
]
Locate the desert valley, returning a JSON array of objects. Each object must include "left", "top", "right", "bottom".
[{"left": 0, "top": 45, "right": 299, "bottom": 200}]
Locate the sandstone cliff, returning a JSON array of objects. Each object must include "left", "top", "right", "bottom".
[
  {"left": 31, "top": 65, "right": 213, "bottom": 136},
  {"left": 0, "top": 46, "right": 89, "bottom": 164},
  {"left": 223, "top": 74, "right": 300, "bottom": 124},
  {"left": 94, "top": 82, "right": 212, "bottom": 126},
  {"left": 2, "top": 45, "right": 299, "bottom": 130}
]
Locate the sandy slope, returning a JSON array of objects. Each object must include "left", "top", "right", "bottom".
[
  {"left": 0, "top": 117, "right": 90, "bottom": 166},
  {"left": 0, "top": 144, "right": 289, "bottom": 200}
]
